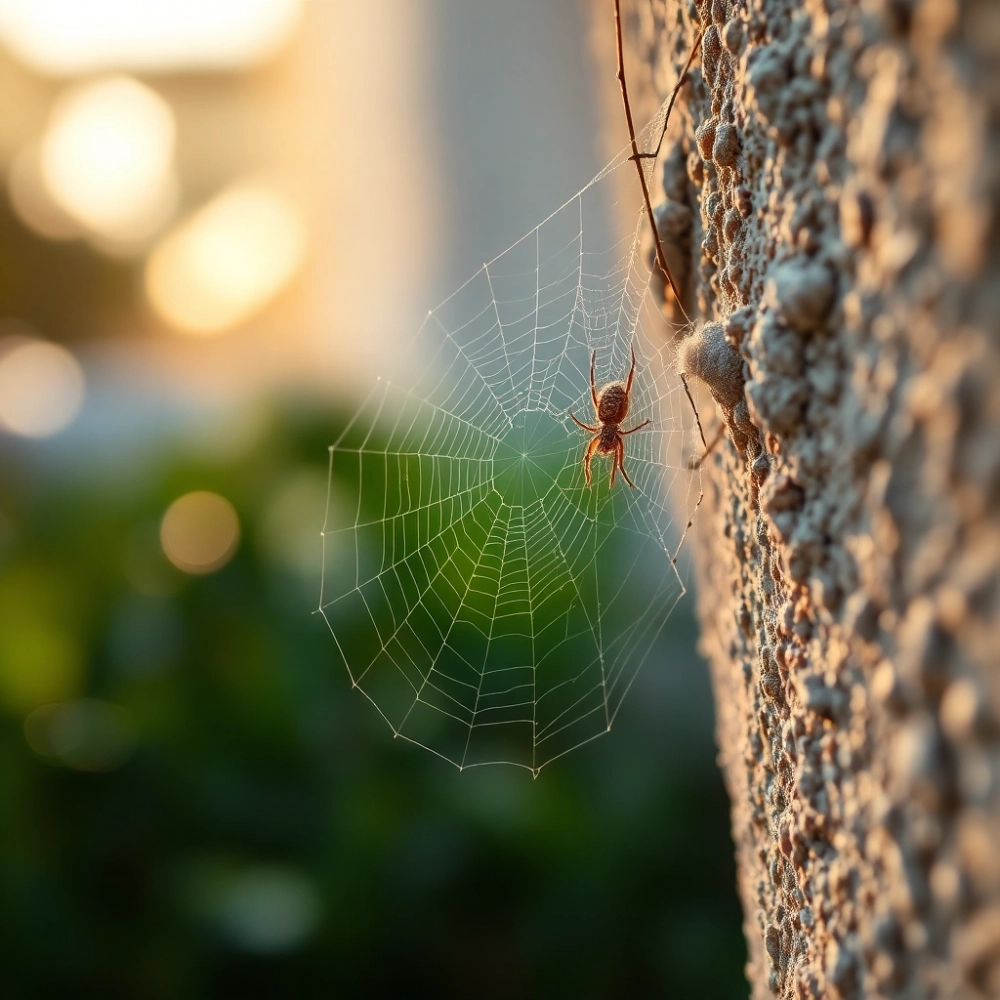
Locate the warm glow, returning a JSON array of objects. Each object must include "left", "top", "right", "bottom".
[
  {"left": 145, "top": 182, "right": 307, "bottom": 336},
  {"left": 161, "top": 491, "right": 240, "bottom": 575},
  {"left": 7, "top": 142, "right": 81, "bottom": 241},
  {"left": 40, "top": 76, "right": 177, "bottom": 245},
  {"left": 0, "top": 336, "right": 85, "bottom": 437},
  {"left": 0, "top": 0, "right": 302, "bottom": 75}
]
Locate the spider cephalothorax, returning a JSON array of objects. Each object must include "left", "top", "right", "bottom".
[{"left": 569, "top": 347, "right": 651, "bottom": 489}]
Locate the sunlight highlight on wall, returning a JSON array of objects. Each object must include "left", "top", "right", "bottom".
[
  {"left": 145, "top": 182, "right": 306, "bottom": 336},
  {"left": 0, "top": 0, "right": 303, "bottom": 75},
  {"left": 0, "top": 335, "right": 85, "bottom": 437},
  {"left": 161, "top": 491, "right": 240, "bottom": 574},
  {"left": 39, "top": 76, "right": 177, "bottom": 246}
]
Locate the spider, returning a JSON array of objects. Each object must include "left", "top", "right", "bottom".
[{"left": 569, "top": 346, "right": 651, "bottom": 489}]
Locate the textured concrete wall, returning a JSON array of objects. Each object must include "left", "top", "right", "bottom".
[{"left": 625, "top": 0, "right": 1000, "bottom": 996}]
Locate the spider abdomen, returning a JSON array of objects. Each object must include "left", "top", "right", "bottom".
[
  {"left": 597, "top": 424, "right": 619, "bottom": 454},
  {"left": 597, "top": 382, "right": 629, "bottom": 424}
]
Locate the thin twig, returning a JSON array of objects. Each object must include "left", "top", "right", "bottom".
[
  {"left": 634, "top": 26, "right": 705, "bottom": 167},
  {"left": 614, "top": 0, "right": 702, "bottom": 323},
  {"left": 614, "top": 2, "right": 708, "bottom": 464},
  {"left": 680, "top": 373, "right": 709, "bottom": 452}
]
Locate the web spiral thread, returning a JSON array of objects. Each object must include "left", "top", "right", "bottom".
[{"left": 320, "top": 98, "right": 701, "bottom": 775}]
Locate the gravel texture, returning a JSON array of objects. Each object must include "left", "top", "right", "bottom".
[{"left": 626, "top": 0, "right": 1000, "bottom": 996}]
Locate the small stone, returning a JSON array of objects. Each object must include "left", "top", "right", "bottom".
[
  {"left": 687, "top": 150, "right": 705, "bottom": 185},
  {"left": 762, "top": 669, "right": 782, "bottom": 700},
  {"left": 696, "top": 116, "right": 718, "bottom": 160},
  {"left": 958, "top": 813, "right": 1000, "bottom": 892},
  {"left": 747, "top": 43, "right": 789, "bottom": 121},
  {"left": 842, "top": 591, "right": 878, "bottom": 642},
  {"left": 800, "top": 675, "right": 847, "bottom": 721},
  {"left": 891, "top": 714, "right": 948, "bottom": 805},
  {"left": 764, "top": 258, "right": 836, "bottom": 334},
  {"left": 701, "top": 25, "right": 723, "bottom": 82},
  {"left": 955, "top": 907, "right": 1000, "bottom": 985},
  {"left": 765, "top": 922, "right": 783, "bottom": 966},
  {"left": 809, "top": 568, "right": 841, "bottom": 614},
  {"left": 704, "top": 190, "right": 723, "bottom": 223},
  {"left": 723, "top": 207, "right": 743, "bottom": 243},
  {"left": 713, "top": 122, "right": 741, "bottom": 168},
  {"left": 940, "top": 679, "right": 987, "bottom": 741},
  {"left": 929, "top": 860, "right": 962, "bottom": 908},
  {"left": 897, "top": 596, "right": 949, "bottom": 696},
  {"left": 751, "top": 453, "right": 771, "bottom": 485},
  {"left": 840, "top": 184, "right": 875, "bottom": 248},
  {"left": 701, "top": 228, "right": 719, "bottom": 263},
  {"left": 725, "top": 305, "right": 753, "bottom": 348},
  {"left": 828, "top": 942, "right": 860, "bottom": 994},
  {"left": 935, "top": 584, "right": 967, "bottom": 632},
  {"left": 723, "top": 17, "right": 745, "bottom": 54},
  {"left": 872, "top": 659, "right": 903, "bottom": 708},
  {"left": 873, "top": 913, "right": 901, "bottom": 951}
]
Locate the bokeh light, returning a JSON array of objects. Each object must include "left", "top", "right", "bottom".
[
  {"left": 0, "top": 4, "right": 748, "bottom": 996},
  {"left": 0, "top": 334, "right": 85, "bottom": 437},
  {"left": 39, "top": 75, "right": 177, "bottom": 246},
  {"left": 24, "top": 698, "right": 137, "bottom": 771},
  {"left": 7, "top": 141, "right": 82, "bottom": 240},
  {"left": 145, "top": 181, "right": 307, "bottom": 336},
  {"left": 160, "top": 491, "right": 240, "bottom": 574},
  {"left": 0, "top": 0, "right": 303, "bottom": 75},
  {"left": 212, "top": 866, "right": 321, "bottom": 954}
]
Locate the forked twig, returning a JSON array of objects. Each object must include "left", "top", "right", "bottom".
[
  {"left": 613, "top": 0, "right": 710, "bottom": 518},
  {"left": 613, "top": 0, "right": 703, "bottom": 323}
]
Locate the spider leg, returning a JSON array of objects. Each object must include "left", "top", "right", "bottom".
[
  {"left": 621, "top": 418, "right": 651, "bottom": 435},
  {"left": 625, "top": 345, "right": 636, "bottom": 395},
  {"left": 583, "top": 436, "right": 599, "bottom": 488},
  {"left": 617, "top": 438, "right": 636, "bottom": 489},
  {"left": 609, "top": 447, "right": 618, "bottom": 489},
  {"left": 569, "top": 410, "right": 599, "bottom": 433},
  {"left": 589, "top": 350, "right": 598, "bottom": 414}
]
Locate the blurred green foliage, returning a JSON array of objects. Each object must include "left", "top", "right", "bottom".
[
  {"left": 0, "top": 405, "right": 746, "bottom": 999},
  {"left": 326, "top": 399, "right": 690, "bottom": 772}
]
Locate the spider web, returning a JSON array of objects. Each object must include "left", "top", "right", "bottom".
[{"left": 319, "top": 95, "right": 701, "bottom": 776}]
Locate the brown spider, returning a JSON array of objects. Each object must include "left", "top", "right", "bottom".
[{"left": 569, "top": 346, "right": 651, "bottom": 489}]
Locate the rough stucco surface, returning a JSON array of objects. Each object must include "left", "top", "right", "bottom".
[{"left": 625, "top": 0, "right": 1000, "bottom": 997}]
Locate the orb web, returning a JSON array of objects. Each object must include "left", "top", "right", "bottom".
[{"left": 320, "top": 96, "right": 701, "bottom": 775}]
